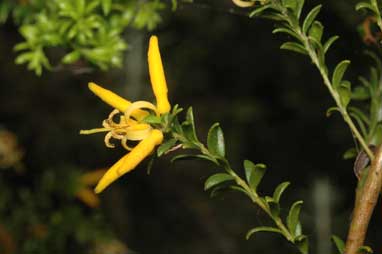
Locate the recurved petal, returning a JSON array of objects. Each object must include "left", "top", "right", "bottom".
[
  {"left": 148, "top": 36, "right": 171, "bottom": 114},
  {"left": 88, "top": 82, "right": 149, "bottom": 120},
  {"left": 94, "top": 129, "right": 164, "bottom": 193}
]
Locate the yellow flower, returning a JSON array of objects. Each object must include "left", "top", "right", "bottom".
[
  {"left": 81, "top": 35, "right": 170, "bottom": 193},
  {"left": 75, "top": 169, "right": 107, "bottom": 207}
]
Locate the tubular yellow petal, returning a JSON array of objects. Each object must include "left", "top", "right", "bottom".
[
  {"left": 76, "top": 188, "right": 101, "bottom": 208},
  {"left": 81, "top": 168, "right": 108, "bottom": 186},
  {"left": 94, "top": 129, "right": 164, "bottom": 193},
  {"left": 88, "top": 82, "right": 149, "bottom": 120},
  {"left": 148, "top": 36, "right": 171, "bottom": 114}
]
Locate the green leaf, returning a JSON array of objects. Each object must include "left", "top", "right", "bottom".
[
  {"left": 343, "top": 147, "right": 357, "bottom": 160},
  {"left": 355, "top": 2, "right": 375, "bottom": 12},
  {"left": 265, "top": 196, "right": 280, "bottom": 217},
  {"left": 302, "top": 5, "right": 322, "bottom": 34},
  {"left": 249, "top": 4, "right": 272, "bottom": 18},
  {"left": 287, "top": 200, "right": 303, "bottom": 237},
  {"left": 102, "top": 0, "right": 112, "bottom": 15},
  {"left": 171, "top": 154, "right": 218, "bottom": 164},
  {"left": 295, "top": 0, "right": 305, "bottom": 18},
  {"left": 295, "top": 235, "right": 309, "bottom": 254},
  {"left": 143, "top": 115, "right": 162, "bottom": 124},
  {"left": 246, "top": 226, "right": 283, "bottom": 240},
  {"left": 272, "top": 27, "right": 301, "bottom": 41},
  {"left": 204, "top": 173, "right": 234, "bottom": 191},
  {"left": 207, "top": 123, "right": 225, "bottom": 158},
  {"left": 273, "top": 181, "right": 290, "bottom": 203},
  {"left": 280, "top": 42, "right": 307, "bottom": 55},
  {"left": 183, "top": 107, "right": 199, "bottom": 143},
  {"left": 352, "top": 86, "right": 370, "bottom": 100},
  {"left": 244, "top": 160, "right": 267, "bottom": 191},
  {"left": 308, "top": 21, "right": 324, "bottom": 42},
  {"left": 338, "top": 80, "right": 352, "bottom": 108},
  {"left": 157, "top": 139, "right": 177, "bottom": 157},
  {"left": 282, "top": 0, "right": 298, "bottom": 12},
  {"left": 332, "top": 60, "right": 351, "bottom": 89},
  {"left": 331, "top": 235, "right": 345, "bottom": 254},
  {"left": 323, "top": 35, "right": 339, "bottom": 53},
  {"left": 326, "top": 106, "right": 341, "bottom": 117},
  {"left": 62, "top": 51, "right": 81, "bottom": 64},
  {"left": 358, "top": 246, "right": 374, "bottom": 254}
]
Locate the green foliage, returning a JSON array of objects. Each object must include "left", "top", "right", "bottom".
[
  {"left": 332, "top": 235, "right": 345, "bottom": 254},
  {"left": 153, "top": 106, "right": 307, "bottom": 253},
  {"left": 0, "top": 166, "right": 111, "bottom": 253},
  {"left": 0, "top": 0, "right": 169, "bottom": 75}
]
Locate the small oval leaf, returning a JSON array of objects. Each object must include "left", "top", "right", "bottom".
[
  {"left": 273, "top": 181, "right": 290, "bottom": 203},
  {"left": 287, "top": 200, "right": 304, "bottom": 237},
  {"left": 207, "top": 123, "right": 225, "bottom": 158},
  {"left": 302, "top": 5, "right": 322, "bottom": 34},
  {"left": 332, "top": 60, "right": 351, "bottom": 89},
  {"left": 244, "top": 160, "right": 267, "bottom": 191},
  {"left": 204, "top": 173, "right": 234, "bottom": 191}
]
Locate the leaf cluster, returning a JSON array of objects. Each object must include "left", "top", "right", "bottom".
[
  {"left": 0, "top": 0, "right": 167, "bottom": 75},
  {"left": 150, "top": 106, "right": 308, "bottom": 253}
]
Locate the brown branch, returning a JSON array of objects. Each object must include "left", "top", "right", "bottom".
[{"left": 345, "top": 144, "right": 382, "bottom": 254}]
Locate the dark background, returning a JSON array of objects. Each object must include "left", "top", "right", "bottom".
[{"left": 0, "top": 0, "right": 381, "bottom": 253}]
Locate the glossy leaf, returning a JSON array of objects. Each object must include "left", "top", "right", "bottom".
[
  {"left": 272, "top": 27, "right": 301, "bottom": 41},
  {"left": 287, "top": 200, "right": 303, "bottom": 237},
  {"left": 207, "top": 123, "right": 225, "bottom": 158},
  {"left": 244, "top": 160, "right": 267, "bottom": 191},
  {"left": 204, "top": 173, "right": 234, "bottom": 191},
  {"left": 332, "top": 60, "right": 351, "bottom": 89},
  {"left": 273, "top": 181, "right": 290, "bottom": 203},
  {"left": 302, "top": 5, "right": 322, "bottom": 34},
  {"left": 331, "top": 235, "right": 345, "bottom": 254},
  {"left": 246, "top": 226, "right": 283, "bottom": 240},
  {"left": 280, "top": 42, "right": 307, "bottom": 55}
]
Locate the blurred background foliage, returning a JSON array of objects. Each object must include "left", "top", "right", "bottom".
[{"left": 0, "top": 0, "right": 382, "bottom": 253}]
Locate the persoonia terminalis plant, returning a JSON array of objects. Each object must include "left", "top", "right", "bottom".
[{"left": 80, "top": 1, "right": 382, "bottom": 254}]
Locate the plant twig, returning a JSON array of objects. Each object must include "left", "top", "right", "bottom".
[{"left": 344, "top": 144, "right": 382, "bottom": 254}]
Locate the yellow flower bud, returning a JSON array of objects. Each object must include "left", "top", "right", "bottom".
[
  {"left": 95, "top": 129, "right": 164, "bottom": 193},
  {"left": 148, "top": 36, "right": 171, "bottom": 114},
  {"left": 88, "top": 82, "right": 148, "bottom": 120}
]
